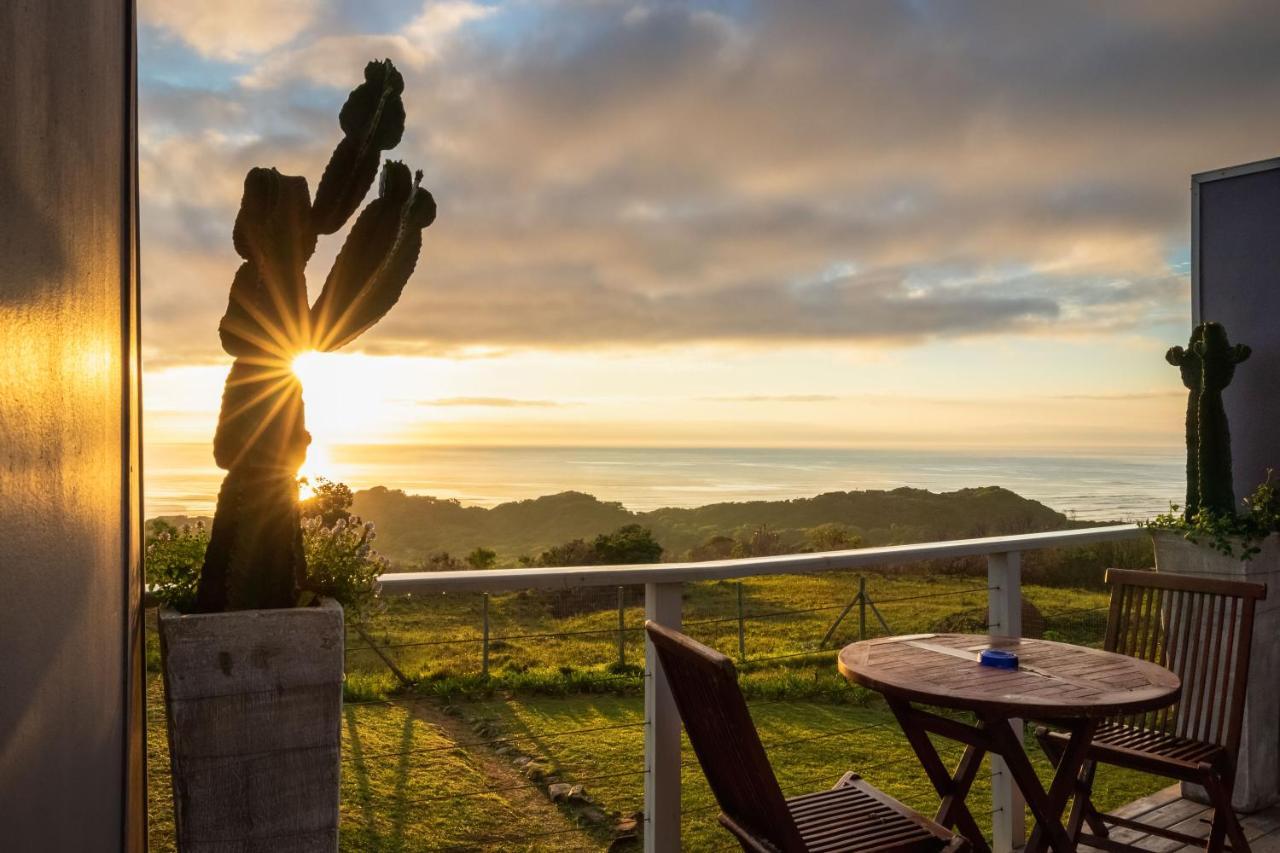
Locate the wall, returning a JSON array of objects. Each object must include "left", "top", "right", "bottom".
[
  {"left": 0, "top": 0, "right": 143, "bottom": 849},
  {"left": 1194, "top": 159, "right": 1280, "bottom": 500},
  {"left": 1192, "top": 158, "right": 1280, "bottom": 811}
]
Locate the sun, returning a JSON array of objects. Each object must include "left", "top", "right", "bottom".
[
  {"left": 290, "top": 350, "right": 418, "bottom": 492},
  {"left": 290, "top": 351, "right": 354, "bottom": 486}
]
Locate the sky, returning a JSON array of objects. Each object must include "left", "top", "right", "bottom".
[{"left": 139, "top": 0, "right": 1280, "bottom": 473}]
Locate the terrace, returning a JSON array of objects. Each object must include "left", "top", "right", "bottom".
[
  {"left": 144, "top": 525, "right": 1280, "bottom": 851},
  {"left": 9, "top": 4, "right": 1280, "bottom": 852}
]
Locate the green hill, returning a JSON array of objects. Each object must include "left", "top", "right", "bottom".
[{"left": 350, "top": 485, "right": 1073, "bottom": 566}]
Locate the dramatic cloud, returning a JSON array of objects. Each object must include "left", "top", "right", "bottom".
[
  {"left": 141, "top": 0, "right": 324, "bottom": 60},
  {"left": 139, "top": 0, "right": 1280, "bottom": 365}
]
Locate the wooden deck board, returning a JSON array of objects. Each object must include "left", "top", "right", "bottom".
[{"left": 1079, "top": 786, "right": 1280, "bottom": 853}]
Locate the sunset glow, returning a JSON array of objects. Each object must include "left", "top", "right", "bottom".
[{"left": 136, "top": 1, "right": 1280, "bottom": 516}]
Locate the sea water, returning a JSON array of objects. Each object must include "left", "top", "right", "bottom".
[{"left": 145, "top": 443, "right": 1183, "bottom": 522}]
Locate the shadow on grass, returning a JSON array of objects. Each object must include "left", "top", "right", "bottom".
[{"left": 343, "top": 704, "right": 421, "bottom": 852}]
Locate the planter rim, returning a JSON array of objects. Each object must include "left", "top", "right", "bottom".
[{"left": 159, "top": 596, "right": 342, "bottom": 621}]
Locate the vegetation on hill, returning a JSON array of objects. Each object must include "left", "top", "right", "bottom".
[{"left": 350, "top": 484, "right": 1074, "bottom": 566}]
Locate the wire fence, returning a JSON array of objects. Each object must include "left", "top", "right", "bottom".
[{"left": 147, "top": 566, "right": 1137, "bottom": 851}]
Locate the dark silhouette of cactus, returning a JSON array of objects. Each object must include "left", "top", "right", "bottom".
[
  {"left": 1166, "top": 322, "right": 1250, "bottom": 521},
  {"left": 196, "top": 59, "right": 436, "bottom": 612}
]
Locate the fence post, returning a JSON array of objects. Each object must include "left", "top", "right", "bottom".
[
  {"left": 644, "top": 581, "right": 683, "bottom": 853},
  {"left": 988, "top": 551, "right": 1025, "bottom": 853},
  {"left": 858, "top": 575, "right": 867, "bottom": 640},
  {"left": 617, "top": 586, "right": 626, "bottom": 669},
  {"left": 737, "top": 582, "right": 747, "bottom": 663},
  {"left": 481, "top": 593, "right": 490, "bottom": 679}
]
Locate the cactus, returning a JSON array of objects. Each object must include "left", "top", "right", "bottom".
[
  {"left": 1166, "top": 322, "right": 1251, "bottom": 521},
  {"left": 195, "top": 59, "right": 436, "bottom": 612}
]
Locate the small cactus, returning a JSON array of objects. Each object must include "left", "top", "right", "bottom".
[
  {"left": 196, "top": 59, "right": 435, "bottom": 612},
  {"left": 1166, "top": 322, "right": 1251, "bottom": 521}
]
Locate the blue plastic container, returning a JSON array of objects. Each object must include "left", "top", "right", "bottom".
[{"left": 979, "top": 648, "right": 1019, "bottom": 670}]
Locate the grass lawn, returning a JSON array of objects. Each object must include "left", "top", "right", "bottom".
[
  {"left": 345, "top": 569, "right": 1115, "bottom": 698},
  {"left": 466, "top": 695, "right": 1163, "bottom": 852}
]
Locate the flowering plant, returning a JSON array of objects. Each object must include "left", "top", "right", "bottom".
[
  {"left": 147, "top": 484, "right": 386, "bottom": 616},
  {"left": 146, "top": 521, "right": 209, "bottom": 613},
  {"left": 299, "top": 514, "right": 386, "bottom": 619}
]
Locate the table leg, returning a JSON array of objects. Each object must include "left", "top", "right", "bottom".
[
  {"left": 887, "top": 698, "right": 991, "bottom": 853},
  {"left": 986, "top": 714, "right": 1097, "bottom": 853}
]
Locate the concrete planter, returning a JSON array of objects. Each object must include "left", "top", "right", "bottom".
[
  {"left": 1152, "top": 530, "right": 1280, "bottom": 812},
  {"left": 159, "top": 599, "right": 344, "bottom": 851}
]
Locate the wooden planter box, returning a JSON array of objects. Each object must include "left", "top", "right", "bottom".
[
  {"left": 159, "top": 599, "right": 344, "bottom": 851},
  {"left": 1153, "top": 530, "right": 1280, "bottom": 812}
]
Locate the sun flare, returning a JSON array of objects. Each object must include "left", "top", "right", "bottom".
[{"left": 290, "top": 350, "right": 424, "bottom": 486}]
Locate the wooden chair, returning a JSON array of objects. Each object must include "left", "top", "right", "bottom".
[
  {"left": 1035, "top": 569, "right": 1266, "bottom": 853},
  {"left": 646, "top": 621, "right": 969, "bottom": 853}
]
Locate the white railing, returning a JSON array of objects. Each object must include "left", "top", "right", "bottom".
[{"left": 377, "top": 524, "right": 1144, "bottom": 853}]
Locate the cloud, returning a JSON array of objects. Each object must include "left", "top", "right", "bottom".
[
  {"left": 705, "top": 395, "right": 842, "bottom": 404},
  {"left": 425, "top": 396, "right": 569, "bottom": 407},
  {"left": 141, "top": 0, "right": 323, "bottom": 61},
  {"left": 139, "top": 0, "right": 1280, "bottom": 366},
  {"left": 239, "top": 1, "right": 494, "bottom": 88}
]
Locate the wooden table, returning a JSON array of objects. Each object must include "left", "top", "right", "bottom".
[{"left": 839, "top": 633, "right": 1180, "bottom": 853}]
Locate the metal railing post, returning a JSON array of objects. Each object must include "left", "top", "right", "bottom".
[
  {"left": 987, "top": 551, "right": 1025, "bottom": 853},
  {"left": 737, "top": 582, "right": 747, "bottom": 663},
  {"left": 858, "top": 575, "right": 867, "bottom": 640},
  {"left": 617, "top": 586, "right": 626, "bottom": 669},
  {"left": 481, "top": 593, "right": 490, "bottom": 679},
  {"left": 644, "top": 581, "right": 683, "bottom": 852}
]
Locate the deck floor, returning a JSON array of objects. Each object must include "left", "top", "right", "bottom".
[{"left": 1081, "top": 785, "right": 1280, "bottom": 853}]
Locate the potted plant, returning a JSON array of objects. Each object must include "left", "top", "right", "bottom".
[
  {"left": 154, "top": 58, "right": 435, "bottom": 851},
  {"left": 1145, "top": 321, "right": 1278, "bottom": 572},
  {"left": 1144, "top": 320, "right": 1280, "bottom": 812}
]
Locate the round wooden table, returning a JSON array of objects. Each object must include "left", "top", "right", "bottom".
[{"left": 839, "top": 633, "right": 1181, "bottom": 853}]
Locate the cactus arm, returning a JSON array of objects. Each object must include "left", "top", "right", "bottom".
[
  {"left": 221, "top": 168, "right": 317, "bottom": 356},
  {"left": 1165, "top": 345, "right": 1187, "bottom": 367},
  {"left": 220, "top": 263, "right": 286, "bottom": 358},
  {"left": 310, "top": 161, "right": 436, "bottom": 351},
  {"left": 1232, "top": 344, "right": 1252, "bottom": 364},
  {"left": 311, "top": 59, "right": 407, "bottom": 236}
]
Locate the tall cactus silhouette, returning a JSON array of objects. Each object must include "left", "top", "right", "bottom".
[
  {"left": 196, "top": 60, "right": 436, "bottom": 612},
  {"left": 1166, "top": 322, "right": 1250, "bottom": 521}
]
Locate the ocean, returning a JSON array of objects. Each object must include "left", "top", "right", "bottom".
[{"left": 145, "top": 443, "right": 1183, "bottom": 523}]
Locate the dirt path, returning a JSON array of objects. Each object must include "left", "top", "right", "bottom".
[{"left": 409, "top": 701, "right": 611, "bottom": 852}]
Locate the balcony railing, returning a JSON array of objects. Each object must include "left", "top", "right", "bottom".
[{"left": 370, "top": 523, "right": 1145, "bottom": 852}]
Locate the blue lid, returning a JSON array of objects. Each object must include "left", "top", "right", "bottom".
[{"left": 980, "top": 648, "right": 1019, "bottom": 670}]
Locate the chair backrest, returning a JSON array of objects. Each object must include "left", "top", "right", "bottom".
[
  {"left": 645, "top": 621, "right": 807, "bottom": 852},
  {"left": 1103, "top": 568, "right": 1266, "bottom": 754}
]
